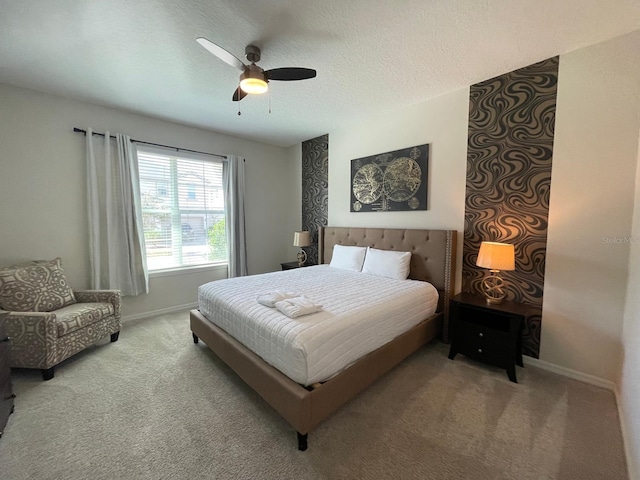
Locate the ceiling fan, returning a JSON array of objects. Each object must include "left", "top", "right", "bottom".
[{"left": 196, "top": 37, "right": 317, "bottom": 102}]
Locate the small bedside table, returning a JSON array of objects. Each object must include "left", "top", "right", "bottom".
[
  {"left": 0, "top": 318, "right": 15, "bottom": 438},
  {"left": 448, "top": 292, "right": 528, "bottom": 383},
  {"left": 280, "top": 261, "right": 315, "bottom": 271}
]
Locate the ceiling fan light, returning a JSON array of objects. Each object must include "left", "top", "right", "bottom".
[{"left": 240, "top": 78, "right": 268, "bottom": 95}]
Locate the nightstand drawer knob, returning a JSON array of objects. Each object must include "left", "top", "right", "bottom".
[
  {"left": 477, "top": 348, "right": 483, "bottom": 354},
  {"left": 478, "top": 332, "right": 484, "bottom": 338}
]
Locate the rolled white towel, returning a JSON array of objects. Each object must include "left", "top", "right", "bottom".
[
  {"left": 275, "top": 296, "right": 322, "bottom": 318},
  {"left": 257, "top": 290, "right": 297, "bottom": 308}
]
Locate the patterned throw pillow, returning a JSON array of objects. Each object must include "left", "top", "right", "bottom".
[{"left": 0, "top": 258, "right": 76, "bottom": 312}]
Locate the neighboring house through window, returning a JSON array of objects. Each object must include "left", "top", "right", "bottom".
[
  {"left": 187, "top": 183, "right": 196, "bottom": 200},
  {"left": 136, "top": 145, "right": 227, "bottom": 271}
]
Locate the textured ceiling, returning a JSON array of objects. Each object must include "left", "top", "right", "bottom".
[{"left": 1, "top": 0, "right": 639, "bottom": 147}]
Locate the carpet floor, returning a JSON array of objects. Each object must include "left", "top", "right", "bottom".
[{"left": 0, "top": 311, "right": 628, "bottom": 480}]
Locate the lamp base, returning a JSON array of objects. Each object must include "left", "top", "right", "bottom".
[
  {"left": 297, "top": 249, "right": 307, "bottom": 267},
  {"left": 482, "top": 270, "right": 507, "bottom": 304},
  {"left": 484, "top": 296, "right": 504, "bottom": 305}
]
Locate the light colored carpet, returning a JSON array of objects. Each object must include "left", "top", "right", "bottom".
[{"left": 0, "top": 311, "right": 628, "bottom": 480}]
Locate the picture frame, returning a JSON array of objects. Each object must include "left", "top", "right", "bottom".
[{"left": 350, "top": 143, "right": 429, "bottom": 212}]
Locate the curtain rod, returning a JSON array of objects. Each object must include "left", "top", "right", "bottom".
[{"left": 73, "top": 128, "right": 227, "bottom": 160}]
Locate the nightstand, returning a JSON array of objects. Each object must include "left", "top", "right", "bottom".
[
  {"left": 280, "top": 261, "right": 315, "bottom": 271},
  {"left": 448, "top": 292, "right": 527, "bottom": 383},
  {"left": 0, "top": 318, "right": 15, "bottom": 438}
]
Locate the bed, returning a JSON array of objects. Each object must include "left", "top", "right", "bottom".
[{"left": 190, "top": 226, "right": 457, "bottom": 450}]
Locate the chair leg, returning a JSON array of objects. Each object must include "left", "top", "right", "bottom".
[
  {"left": 41, "top": 367, "right": 55, "bottom": 381},
  {"left": 110, "top": 332, "right": 120, "bottom": 342}
]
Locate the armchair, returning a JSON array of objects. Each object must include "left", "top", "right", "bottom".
[{"left": 0, "top": 258, "right": 121, "bottom": 380}]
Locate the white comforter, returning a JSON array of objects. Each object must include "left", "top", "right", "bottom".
[{"left": 198, "top": 265, "right": 438, "bottom": 385}]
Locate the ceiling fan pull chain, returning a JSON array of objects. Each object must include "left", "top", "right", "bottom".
[
  {"left": 269, "top": 89, "right": 272, "bottom": 114},
  {"left": 238, "top": 100, "right": 241, "bottom": 116}
]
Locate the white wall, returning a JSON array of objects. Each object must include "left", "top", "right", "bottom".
[
  {"left": 621, "top": 49, "right": 640, "bottom": 477},
  {"left": 327, "top": 89, "right": 470, "bottom": 289},
  {"left": 284, "top": 142, "right": 304, "bottom": 262},
  {"left": 542, "top": 31, "right": 640, "bottom": 383},
  {"left": 622, "top": 131, "right": 640, "bottom": 480},
  {"left": 0, "top": 84, "right": 298, "bottom": 318}
]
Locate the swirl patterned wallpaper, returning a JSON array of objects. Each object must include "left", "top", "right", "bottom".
[
  {"left": 463, "top": 57, "right": 559, "bottom": 358},
  {"left": 301, "top": 134, "right": 329, "bottom": 265}
]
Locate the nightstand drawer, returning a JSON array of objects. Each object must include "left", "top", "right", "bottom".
[
  {"left": 457, "top": 320, "right": 510, "bottom": 347},
  {"left": 454, "top": 319, "right": 518, "bottom": 367},
  {"left": 457, "top": 343, "right": 495, "bottom": 363},
  {"left": 456, "top": 335, "right": 514, "bottom": 367}
]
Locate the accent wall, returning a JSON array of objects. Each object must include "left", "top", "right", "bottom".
[
  {"left": 463, "top": 57, "right": 559, "bottom": 358},
  {"left": 301, "top": 134, "right": 329, "bottom": 265}
]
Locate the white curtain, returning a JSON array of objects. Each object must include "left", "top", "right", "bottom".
[
  {"left": 223, "top": 155, "right": 248, "bottom": 277},
  {"left": 86, "top": 128, "right": 149, "bottom": 295}
]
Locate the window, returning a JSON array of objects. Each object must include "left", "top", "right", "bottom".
[{"left": 136, "top": 146, "right": 227, "bottom": 271}]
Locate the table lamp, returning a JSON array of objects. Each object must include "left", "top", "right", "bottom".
[
  {"left": 476, "top": 241, "right": 515, "bottom": 304},
  {"left": 293, "top": 231, "right": 312, "bottom": 266}
]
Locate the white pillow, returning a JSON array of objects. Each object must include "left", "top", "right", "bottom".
[
  {"left": 329, "top": 245, "right": 367, "bottom": 272},
  {"left": 362, "top": 247, "right": 412, "bottom": 280}
]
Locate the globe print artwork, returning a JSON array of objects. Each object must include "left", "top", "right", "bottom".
[
  {"left": 350, "top": 144, "right": 428, "bottom": 212},
  {"left": 353, "top": 164, "right": 384, "bottom": 204},
  {"left": 383, "top": 157, "right": 421, "bottom": 202}
]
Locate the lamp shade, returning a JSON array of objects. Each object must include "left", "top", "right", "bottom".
[
  {"left": 240, "top": 77, "right": 268, "bottom": 95},
  {"left": 293, "top": 231, "right": 312, "bottom": 247},
  {"left": 476, "top": 242, "right": 515, "bottom": 271}
]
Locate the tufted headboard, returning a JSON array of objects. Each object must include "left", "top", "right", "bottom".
[{"left": 319, "top": 227, "right": 457, "bottom": 341}]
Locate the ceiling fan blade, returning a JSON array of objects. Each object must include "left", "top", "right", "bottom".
[
  {"left": 196, "top": 37, "right": 246, "bottom": 71},
  {"left": 232, "top": 87, "right": 248, "bottom": 102},
  {"left": 265, "top": 67, "right": 316, "bottom": 81}
]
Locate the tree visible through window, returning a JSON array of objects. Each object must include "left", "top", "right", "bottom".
[{"left": 136, "top": 146, "right": 227, "bottom": 271}]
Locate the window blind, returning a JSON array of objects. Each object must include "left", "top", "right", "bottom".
[{"left": 136, "top": 146, "right": 227, "bottom": 271}]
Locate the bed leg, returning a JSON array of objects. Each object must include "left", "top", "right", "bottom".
[
  {"left": 297, "top": 432, "right": 308, "bottom": 451},
  {"left": 192, "top": 332, "right": 199, "bottom": 344}
]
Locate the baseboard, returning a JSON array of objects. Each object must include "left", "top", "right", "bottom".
[
  {"left": 523, "top": 356, "right": 616, "bottom": 391},
  {"left": 122, "top": 302, "right": 198, "bottom": 322}
]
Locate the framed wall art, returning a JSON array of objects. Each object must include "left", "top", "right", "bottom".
[{"left": 350, "top": 143, "right": 429, "bottom": 212}]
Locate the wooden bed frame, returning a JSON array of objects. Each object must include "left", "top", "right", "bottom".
[{"left": 190, "top": 227, "right": 457, "bottom": 450}]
